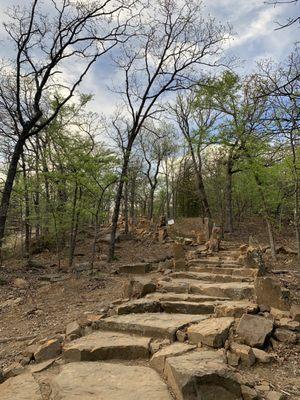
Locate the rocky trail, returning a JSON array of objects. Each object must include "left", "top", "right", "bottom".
[{"left": 1, "top": 238, "right": 300, "bottom": 400}]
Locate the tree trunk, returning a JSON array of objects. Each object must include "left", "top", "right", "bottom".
[
  {"left": 225, "top": 158, "right": 234, "bottom": 233},
  {"left": 68, "top": 183, "right": 79, "bottom": 268},
  {"left": 34, "top": 137, "right": 41, "bottom": 240},
  {"left": 165, "top": 162, "right": 170, "bottom": 219},
  {"left": 109, "top": 148, "right": 131, "bottom": 261},
  {"left": 189, "top": 143, "right": 211, "bottom": 218},
  {"left": 124, "top": 180, "right": 129, "bottom": 234},
  {"left": 130, "top": 177, "right": 136, "bottom": 226},
  {"left": 0, "top": 138, "right": 25, "bottom": 255},
  {"left": 21, "top": 154, "right": 31, "bottom": 259},
  {"left": 148, "top": 187, "right": 155, "bottom": 221},
  {"left": 266, "top": 218, "right": 276, "bottom": 260}
]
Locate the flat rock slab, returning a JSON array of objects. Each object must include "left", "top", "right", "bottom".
[
  {"left": 161, "top": 300, "right": 216, "bottom": 315},
  {"left": 190, "top": 281, "right": 254, "bottom": 300},
  {"left": 97, "top": 313, "right": 209, "bottom": 341},
  {"left": 51, "top": 362, "right": 172, "bottom": 400},
  {"left": 150, "top": 342, "right": 196, "bottom": 374},
  {"left": 118, "top": 263, "right": 151, "bottom": 274},
  {"left": 63, "top": 331, "right": 150, "bottom": 361},
  {"left": 236, "top": 314, "right": 274, "bottom": 348},
  {"left": 164, "top": 349, "right": 242, "bottom": 400},
  {"left": 117, "top": 299, "right": 161, "bottom": 315},
  {"left": 188, "top": 259, "right": 242, "bottom": 268},
  {"left": 214, "top": 301, "right": 258, "bottom": 318},
  {"left": 0, "top": 373, "right": 42, "bottom": 400},
  {"left": 190, "top": 266, "right": 257, "bottom": 278},
  {"left": 170, "top": 271, "right": 251, "bottom": 283},
  {"left": 158, "top": 279, "right": 254, "bottom": 299},
  {"left": 147, "top": 292, "right": 229, "bottom": 303},
  {"left": 187, "top": 317, "right": 234, "bottom": 348}
]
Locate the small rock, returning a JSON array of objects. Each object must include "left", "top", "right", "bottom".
[
  {"left": 149, "top": 340, "right": 162, "bottom": 355},
  {"left": 255, "top": 383, "right": 270, "bottom": 393},
  {"left": 273, "top": 328, "right": 297, "bottom": 344},
  {"left": 226, "top": 350, "right": 240, "bottom": 367},
  {"left": 252, "top": 348, "right": 274, "bottom": 363},
  {"left": 241, "top": 385, "right": 259, "bottom": 400},
  {"left": 34, "top": 339, "right": 61, "bottom": 362},
  {"left": 12, "top": 278, "right": 28, "bottom": 289},
  {"left": 124, "top": 278, "right": 156, "bottom": 298},
  {"left": 290, "top": 304, "right": 300, "bottom": 322},
  {"left": 19, "top": 356, "right": 31, "bottom": 366},
  {"left": 270, "top": 308, "right": 290, "bottom": 319},
  {"left": 267, "top": 391, "right": 286, "bottom": 400},
  {"left": 22, "top": 344, "right": 39, "bottom": 359},
  {"left": 230, "top": 342, "right": 255, "bottom": 367},
  {"left": 236, "top": 314, "right": 273, "bottom": 348},
  {"left": 276, "top": 317, "right": 300, "bottom": 331},
  {"left": 66, "top": 321, "right": 81, "bottom": 338},
  {"left": 176, "top": 329, "right": 187, "bottom": 342}
]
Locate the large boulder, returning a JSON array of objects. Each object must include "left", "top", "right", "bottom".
[
  {"left": 254, "top": 277, "right": 290, "bottom": 311},
  {"left": 164, "top": 349, "right": 242, "bottom": 400},
  {"left": 236, "top": 314, "right": 273, "bottom": 348}
]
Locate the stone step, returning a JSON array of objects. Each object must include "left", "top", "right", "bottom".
[
  {"left": 169, "top": 271, "right": 253, "bottom": 283},
  {"left": 116, "top": 298, "right": 215, "bottom": 315},
  {"left": 188, "top": 259, "right": 243, "bottom": 268},
  {"left": 158, "top": 279, "right": 254, "bottom": 300},
  {"left": 146, "top": 292, "right": 230, "bottom": 303},
  {"left": 97, "top": 313, "right": 209, "bottom": 341},
  {"left": 63, "top": 331, "right": 151, "bottom": 362},
  {"left": 116, "top": 296, "right": 257, "bottom": 317},
  {"left": 161, "top": 301, "right": 216, "bottom": 314},
  {"left": 118, "top": 262, "right": 151, "bottom": 274},
  {"left": 189, "top": 265, "right": 257, "bottom": 277},
  {"left": 190, "top": 281, "right": 254, "bottom": 300},
  {"left": 51, "top": 362, "right": 173, "bottom": 399},
  {"left": 164, "top": 349, "right": 242, "bottom": 399}
]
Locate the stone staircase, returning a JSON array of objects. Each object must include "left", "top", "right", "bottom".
[{"left": 1, "top": 245, "right": 261, "bottom": 400}]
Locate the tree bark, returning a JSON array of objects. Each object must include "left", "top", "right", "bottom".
[
  {"left": 225, "top": 157, "right": 234, "bottom": 233},
  {"left": 0, "top": 138, "right": 25, "bottom": 255},
  {"left": 124, "top": 180, "right": 129, "bottom": 234},
  {"left": 148, "top": 187, "right": 155, "bottom": 221},
  {"left": 109, "top": 148, "right": 131, "bottom": 261},
  {"left": 21, "top": 153, "right": 31, "bottom": 259}
]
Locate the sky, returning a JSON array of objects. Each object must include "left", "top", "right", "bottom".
[{"left": 0, "top": 0, "right": 298, "bottom": 115}]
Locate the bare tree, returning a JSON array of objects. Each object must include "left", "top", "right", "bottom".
[
  {"left": 0, "top": 0, "right": 134, "bottom": 253},
  {"left": 171, "top": 93, "right": 217, "bottom": 219},
  {"left": 108, "top": 0, "right": 230, "bottom": 259},
  {"left": 265, "top": 0, "right": 299, "bottom": 29},
  {"left": 139, "top": 123, "right": 175, "bottom": 220}
]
